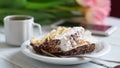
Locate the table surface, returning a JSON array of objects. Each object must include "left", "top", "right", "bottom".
[{"left": 0, "top": 17, "right": 120, "bottom": 68}]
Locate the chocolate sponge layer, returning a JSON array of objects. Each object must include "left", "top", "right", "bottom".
[{"left": 30, "top": 39, "right": 95, "bottom": 56}]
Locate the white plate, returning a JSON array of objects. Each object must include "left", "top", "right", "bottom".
[{"left": 21, "top": 39, "right": 111, "bottom": 65}]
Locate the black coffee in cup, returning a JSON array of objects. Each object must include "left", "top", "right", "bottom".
[{"left": 10, "top": 16, "right": 31, "bottom": 20}]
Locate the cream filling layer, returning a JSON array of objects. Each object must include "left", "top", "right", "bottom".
[{"left": 54, "top": 27, "right": 97, "bottom": 51}]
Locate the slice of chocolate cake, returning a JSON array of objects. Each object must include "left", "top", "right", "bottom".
[{"left": 30, "top": 27, "right": 97, "bottom": 56}]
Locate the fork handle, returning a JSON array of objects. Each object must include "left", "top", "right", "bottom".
[{"left": 73, "top": 55, "right": 120, "bottom": 64}]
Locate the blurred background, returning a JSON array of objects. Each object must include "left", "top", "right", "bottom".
[
  {"left": 110, "top": 0, "right": 120, "bottom": 18},
  {"left": 0, "top": 0, "right": 82, "bottom": 25},
  {"left": 0, "top": 0, "right": 119, "bottom": 25}
]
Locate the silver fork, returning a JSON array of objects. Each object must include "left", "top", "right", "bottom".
[{"left": 41, "top": 49, "right": 120, "bottom": 68}]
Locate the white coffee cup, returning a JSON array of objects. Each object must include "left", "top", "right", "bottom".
[{"left": 4, "top": 15, "right": 42, "bottom": 46}]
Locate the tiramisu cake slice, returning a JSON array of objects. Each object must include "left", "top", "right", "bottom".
[{"left": 30, "top": 27, "right": 97, "bottom": 56}]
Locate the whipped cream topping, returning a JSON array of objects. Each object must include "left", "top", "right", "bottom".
[{"left": 54, "top": 27, "right": 97, "bottom": 51}]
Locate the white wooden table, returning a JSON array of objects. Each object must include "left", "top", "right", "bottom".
[{"left": 0, "top": 17, "right": 120, "bottom": 68}]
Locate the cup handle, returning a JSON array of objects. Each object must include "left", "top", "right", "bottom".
[{"left": 32, "top": 23, "right": 42, "bottom": 35}]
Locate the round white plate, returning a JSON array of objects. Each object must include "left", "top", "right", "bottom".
[{"left": 21, "top": 40, "right": 110, "bottom": 65}]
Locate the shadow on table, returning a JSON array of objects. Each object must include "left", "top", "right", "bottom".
[
  {"left": 0, "top": 42, "right": 20, "bottom": 50},
  {"left": 5, "top": 51, "right": 102, "bottom": 68}
]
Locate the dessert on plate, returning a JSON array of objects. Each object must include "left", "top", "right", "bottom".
[{"left": 30, "top": 27, "right": 97, "bottom": 56}]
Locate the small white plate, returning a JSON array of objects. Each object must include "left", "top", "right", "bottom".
[{"left": 21, "top": 39, "right": 110, "bottom": 65}]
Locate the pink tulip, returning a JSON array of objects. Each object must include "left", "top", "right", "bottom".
[
  {"left": 85, "top": 7, "right": 106, "bottom": 24},
  {"left": 85, "top": 6, "right": 111, "bottom": 24},
  {"left": 76, "top": 0, "right": 111, "bottom": 24},
  {"left": 76, "top": 0, "right": 97, "bottom": 7}
]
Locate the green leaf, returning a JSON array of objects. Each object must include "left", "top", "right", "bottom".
[
  {"left": 0, "top": 0, "right": 26, "bottom": 8},
  {"left": 0, "top": 9, "right": 55, "bottom": 25},
  {"left": 26, "top": 1, "right": 66, "bottom": 9},
  {"left": 27, "top": 0, "right": 61, "bottom": 3}
]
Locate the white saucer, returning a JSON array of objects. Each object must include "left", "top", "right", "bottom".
[{"left": 21, "top": 39, "right": 110, "bottom": 65}]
